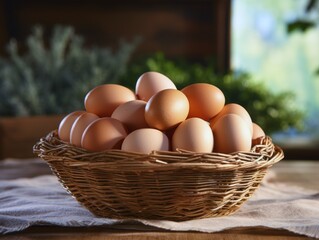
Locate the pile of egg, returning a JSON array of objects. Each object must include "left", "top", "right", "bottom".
[{"left": 58, "top": 71, "right": 265, "bottom": 154}]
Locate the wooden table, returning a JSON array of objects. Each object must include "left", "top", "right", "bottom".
[{"left": 2, "top": 160, "right": 318, "bottom": 240}]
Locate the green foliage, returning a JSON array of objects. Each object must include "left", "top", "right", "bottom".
[
  {"left": 286, "top": 0, "right": 318, "bottom": 33},
  {"left": 0, "top": 25, "right": 139, "bottom": 116},
  {"left": 287, "top": 19, "right": 316, "bottom": 33},
  {"left": 121, "top": 53, "right": 305, "bottom": 134}
]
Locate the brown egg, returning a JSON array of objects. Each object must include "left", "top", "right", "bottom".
[
  {"left": 211, "top": 114, "right": 252, "bottom": 154},
  {"left": 181, "top": 83, "right": 225, "bottom": 121},
  {"left": 210, "top": 103, "right": 253, "bottom": 134},
  {"left": 84, "top": 84, "right": 136, "bottom": 117},
  {"left": 111, "top": 100, "right": 148, "bottom": 132},
  {"left": 81, "top": 118, "right": 127, "bottom": 152},
  {"left": 252, "top": 122, "right": 266, "bottom": 146},
  {"left": 70, "top": 112, "right": 99, "bottom": 147},
  {"left": 58, "top": 111, "right": 85, "bottom": 142},
  {"left": 135, "top": 71, "right": 176, "bottom": 101},
  {"left": 121, "top": 128, "right": 169, "bottom": 154},
  {"left": 172, "top": 118, "right": 214, "bottom": 153},
  {"left": 145, "top": 89, "right": 189, "bottom": 131}
]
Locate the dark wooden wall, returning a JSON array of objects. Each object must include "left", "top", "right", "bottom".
[{"left": 0, "top": 0, "right": 231, "bottom": 73}]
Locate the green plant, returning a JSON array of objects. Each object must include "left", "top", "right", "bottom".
[
  {"left": 120, "top": 52, "right": 305, "bottom": 134},
  {"left": 0, "top": 25, "right": 139, "bottom": 116}
]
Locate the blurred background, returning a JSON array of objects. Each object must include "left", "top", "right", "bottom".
[{"left": 0, "top": 0, "right": 318, "bottom": 159}]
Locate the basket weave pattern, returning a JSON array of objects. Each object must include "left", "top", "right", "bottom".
[{"left": 34, "top": 131, "right": 284, "bottom": 221}]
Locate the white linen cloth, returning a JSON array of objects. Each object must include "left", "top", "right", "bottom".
[{"left": 0, "top": 159, "right": 318, "bottom": 238}]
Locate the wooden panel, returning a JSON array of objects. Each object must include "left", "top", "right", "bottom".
[
  {"left": 0, "top": 0, "right": 230, "bottom": 72},
  {"left": 0, "top": 3, "right": 7, "bottom": 51},
  {"left": 0, "top": 115, "right": 63, "bottom": 159}
]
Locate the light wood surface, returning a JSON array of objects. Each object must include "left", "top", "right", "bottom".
[{"left": 2, "top": 160, "right": 318, "bottom": 240}]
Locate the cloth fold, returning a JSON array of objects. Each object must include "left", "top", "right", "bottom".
[{"left": 0, "top": 159, "right": 318, "bottom": 238}]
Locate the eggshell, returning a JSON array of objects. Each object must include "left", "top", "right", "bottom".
[
  {"left": 70, "top": 112, "right": 99, "bottom": 147},
  {"left": 211, "top": 114, "right": 251, "bottom": 154},
  {"left": 111, "top": 100, "right": 148, "bottom": 132},
  {"left": 84, "top": 84, "right": 136, "bottom": 117},
  {"left": 252, "top": 122, "right": 266, "bottom": 146},
  {"left": 81, "top": 118, "right": 127, "bottom": 152},
  {"left": 181, "top": 83, "right": 225, "bottom": 121},
  {"left": 252, "top": 122, "right": 265, "bottom": 140},
  {"left": 145, "top": 89, "right": 189, "bottom": 131},
  {"left": 135, "top": 71, "right": 176, "bottom": 101},
  {"left": 172, "top": 118, "right": 214, "bottom": 153},
  {"left": 58, "top": 110, "right": 85, "bottom": 142},
  {"left": 121, "top": 128, "right": 169, "bottom": 154},
  {"left": 210, "top": 103, "right": 253, "bottom": 134}
]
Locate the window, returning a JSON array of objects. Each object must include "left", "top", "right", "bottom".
[{"left": 232, "top": 0, "right": 319, "bottom": 156}]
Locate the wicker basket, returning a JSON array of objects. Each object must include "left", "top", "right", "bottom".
[{"left": 33, "top": 130, "right": 284, "bottom": 221}]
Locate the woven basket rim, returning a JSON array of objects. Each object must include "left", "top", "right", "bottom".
[{"left": 34, "top": 130, "right": 284, "bottom": 171}]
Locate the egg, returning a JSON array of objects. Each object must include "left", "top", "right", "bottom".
[
  {"left": 84, "top": 84, "right": 136, "bottom": 117},
  {"left": 252, "top": 122, "right": 266, "bottom": 146},
  {"left": 181, "top": 83, "right": 225, "bottom": 121},
  {"left": 145, "top": 89, "right": 189, "bottom": 131},
  {"left": 172, "top": 118, "right": 214, "bottom": 153},
  {"left": 211, "top": 114, "right": 251, "bottom": 154},
  {"left": 81, "top": 118, "right": 127, "bottom": 152},
  {"left": 210, "top": 103, "right": 253, "bottom": 134},
  {"left": 70, "top": 112, "right": 99, "bottom": 147},
  {"left": 121, "top": 128, "right": 169, "bottom": 153},
  {"left": 58, "top": 110, "right": 85, "bottom": 142},
  {"left": 111, "top": 100, "right": 148, "bottom": 132},
  {"left": 135, "top": 71, "right": 176, "bottom": 101}
]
